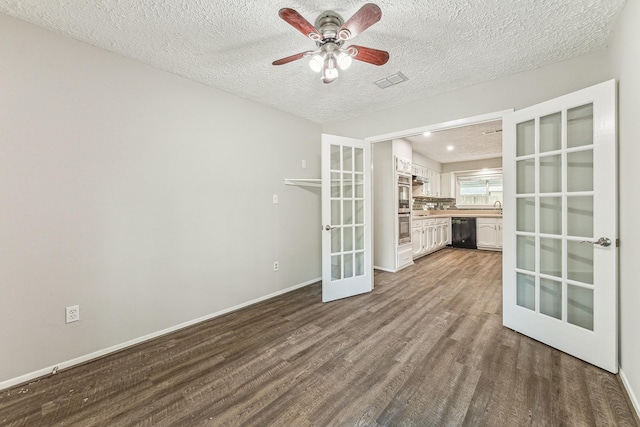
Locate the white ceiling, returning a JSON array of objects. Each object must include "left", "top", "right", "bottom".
[
  {"left": 406, "top": 120, "right": 503, "bottom": 164},
  {"left": 0, "top": 1, "right": 626, "bottom": 125}
]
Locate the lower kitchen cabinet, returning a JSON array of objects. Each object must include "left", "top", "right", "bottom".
[
  {"left": 476, "top": 217, "right": 503, "bottom": 251},
  {"left": 412, "top": 218, "right": 451, "bottom": 259}
]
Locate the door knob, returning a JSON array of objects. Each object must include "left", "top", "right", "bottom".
[
  {"left": 323, "top": 225, "right": 336, "bottom": 231},
  {"left": 580, "top": 237, "right": 612, "bottom": 247}
]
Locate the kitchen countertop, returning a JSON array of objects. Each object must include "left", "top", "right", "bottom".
[{"left": 412, "top": 210, "right": 502, "bottom": 218}]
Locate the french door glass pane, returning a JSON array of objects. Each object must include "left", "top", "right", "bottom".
[
  {"left": 343, "top": 146, "right": 353, "bottom": 171},
  {"left": 517, "top": 120, "right": 535, "bottom": 156},
  {"left": 354, "top": 148, "right": 364, "bottom": 172},
  {"left": 517, "top": 236, "right": 536, "bottom": 271},
  {"left": 355, "top": 252, "right": 364, "bottom": 276},
  {"left": 540, "top": 197, "right": 562, "bottom": 235},
  {"left": 343, "top": 200, "right": 353, "bottom": 225},
  {"left": 355, "top": 226, "right": 364, "bottom": 250},
  {"left": 331, "top": 255, "right": 341, "bottom": 280},
  {"left": 331, "top": 200, "right": 341, "bottom": 225},
  {"left": 540, "top": 112, "right": 562, "bottom": 153},
  {"left": 331, "top": 172, "right": 341, "bottom": 197},
  {"left": 343, "top": 172, "right": 353, "bottom": 198},
  {"left": 331, "top": 228, "right": 341, "bottom": 254},
  {"left": 540, "top": 237, "right": 562, "bottom": 278},
  {"left": 344, "top": 253, "right": 353, "bottom": 278},
  {"left": 343, "top": 226, "right": 353, "bottom": 252},
  {"left": 517, "top": 159, "right": 535, "bottom": 194},
  {"left": 355, "top": 174, "right": 364, "bottom": 198},
  {"left": 567, "top": 150, "right": 593, "bottom": 192},
  {"left": 517, "top": 197, "right": 535, "bottom": 232},
  {"left": 516, "top": 273, "right": 535, "bottom": 310},
  {"left": 567, "top": 196, "right": 593, "bottom": 237},
  {"left": 540, "top": 154, "right": 562, "bottom": 193},
  {"left": 331, "top": 144, "right": 341, "bottom": 170},
  {"left": 567, "top": 104, "right": 593, "bottom": 148},
  {"left": 567, "top": 285, "right": 594, "bottom": 330},
  {"left": 567, "top": 241, "right": 594, "bottom": 284},
  {"left": 355, "top": 200, "right": 364, "bottom": 224},
  {"left": 540, "top": 278, "right": 562, "bottom": 320}
]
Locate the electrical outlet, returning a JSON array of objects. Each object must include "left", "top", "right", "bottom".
[
  {"left": 301, "top": 159, "right": 307, "bottom": 169},
  {"left": 273, "top": 261, "right": 279, "bottom": 272},
  {"left": 66, "top": 305, "right": 80, "bottom": 323},
  {"left": 273, "top": 194, "right": 279, "bottom": 204}
]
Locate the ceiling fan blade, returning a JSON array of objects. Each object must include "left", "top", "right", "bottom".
[
  {"left": 349, "top": 45, "right": 389, "bottom": 66},
  {"left": 278, "top": 8, "right": 322, "bottom": 41},
  {"left": 338, "top": 3, "right": 382, "bottom": 41},
  {"left": 272, "top": 51, "right": 314, "bottom": 66}
]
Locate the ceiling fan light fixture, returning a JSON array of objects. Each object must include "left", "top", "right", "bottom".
[
  {"left": 337, "top": 51, "right": 353, "bottom": 70},
  {"left": 275, "top": 4, "right": 389, "bottom": 84},
  {"left": 322, "top": 56, "right": 339, "bottom": 84},
  {"left": 309, "top": 53, "right": 324, "bottom": 72}
]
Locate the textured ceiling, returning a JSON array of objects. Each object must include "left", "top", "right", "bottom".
[
  {"left": 406, "top": 120, "right": 503, "bottom": 164},
  {"left": 0, "top": 1, "right": 626, "bottom": 124}
]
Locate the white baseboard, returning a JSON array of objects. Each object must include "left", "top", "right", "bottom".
[
  {"left": 374, "top": 265, "right": 397, "bottom": 273},
  {"left": 0, "top": 277, "right": 320, "bottom": 392},
  {"left": 620, "top": 368, "right": 640, "bottom": 419}
]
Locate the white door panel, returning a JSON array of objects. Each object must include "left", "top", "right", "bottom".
[
  {"left": 322, "top": 134, "right": 373, "bottom": 302},
  {"left": 503, "top": 80, "right": 617, "bottom": 373}
]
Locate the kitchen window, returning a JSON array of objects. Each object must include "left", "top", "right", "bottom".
[{"left": 455, "top": 170, "right": 503, "bottom": 208}]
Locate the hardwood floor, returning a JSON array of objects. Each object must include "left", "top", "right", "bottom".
[{"left": 1, "top": 248, "right": 638, "bottom": 426}]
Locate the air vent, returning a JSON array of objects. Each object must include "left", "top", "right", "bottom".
[
  {"left": 374, "top": 72, "right": 408, "bottom": 89},
  {"left": 482, "top": 129, "right": 503, "bottom": 135}
]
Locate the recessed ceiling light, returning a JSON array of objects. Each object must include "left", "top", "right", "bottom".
[
  {"left": 423, "top": 131, "right": 432, "bottom": 136},
  {"left": 447, "top": 145, "right": 454, "bottom": 151}
]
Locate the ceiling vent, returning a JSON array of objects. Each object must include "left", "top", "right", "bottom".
[
  {"left": 374, "top": 72, "right": 408, "bottom": 89},
  {"left": 482, "top": 129, "right": 503, "bottom": 135}
]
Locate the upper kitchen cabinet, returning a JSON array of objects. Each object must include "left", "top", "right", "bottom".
[
  {"left": 440, "top": 172, "right": 452, "bottom": 198},
  {"left": 412, "top": 163, "right": 441, "bottom": 197}
]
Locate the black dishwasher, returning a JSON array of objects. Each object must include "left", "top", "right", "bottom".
[{"left": 451, "top": 217, "right": 477, "bottom": 249}]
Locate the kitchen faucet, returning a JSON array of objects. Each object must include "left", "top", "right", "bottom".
[{"left": 493, "top": 201, "right": 502, "bottom": 213}]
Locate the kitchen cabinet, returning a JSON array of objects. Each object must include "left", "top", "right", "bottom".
[
  {"left": 412, "top": 164, "right": 441, "bottom": 197},
  {"left": 428, "top": 170, "right": 441, "bottom": 197},
  {"left": 476, "top": 218, "right": 503, "bottom": 251},
  {"left": 412, "top": 217, "right": 451, "bottom": 259},
  {"left": 440, "top": 172, "right": 452, "bottom": 198}
]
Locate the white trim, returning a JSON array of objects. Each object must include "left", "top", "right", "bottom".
[
  {"left": 0, "top": 277, "right": 320, "bottom": 392},
  {"left": 620, "top": 369, "right": 640, "bottom": 419},
  {"left": 373, "top": 265, "right": 397, "bottom": 273},
  {"left": 365, "top": 109, "right": 514, "bottom": 143}
]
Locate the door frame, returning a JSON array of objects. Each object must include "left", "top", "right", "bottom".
[{"left": 365, "top": 110, "right": 514, "bottom": 143}]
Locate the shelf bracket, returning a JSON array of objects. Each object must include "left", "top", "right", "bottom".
[{"left": 284, "top": 178, "right": 321, "bottom": 188}]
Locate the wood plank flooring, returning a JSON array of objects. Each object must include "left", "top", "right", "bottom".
[{"left": 1, "top": 248, "right": 638, "bottom": 426}]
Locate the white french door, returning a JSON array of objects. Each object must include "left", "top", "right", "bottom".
[
  {"left": 503, "top": 80, "right": 618, "bottom": 373},
  {"left": 321, "top": 134, "right": 373, "bottom": 302}
]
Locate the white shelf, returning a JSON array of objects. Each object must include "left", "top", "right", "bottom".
[{"left": 284, "top": 178, "right": 321, "bottom": 188}]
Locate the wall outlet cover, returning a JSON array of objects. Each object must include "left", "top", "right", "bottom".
[{"left": 66, "top": 305, "right": 80, "bottom": 323}]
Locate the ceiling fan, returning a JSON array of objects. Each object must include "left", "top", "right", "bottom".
[{"left": 272, "top": 3, "right": 390, "bottom": 84}]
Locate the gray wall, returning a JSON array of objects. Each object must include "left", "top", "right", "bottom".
[
  {"left": 324, "top": 51, "right": 612, "bottom": 139},
  {"left": 441, "top": 157, "right": 502, "bottom": 174},
  {"left": 608, "top": 0, "right": 640, "bottom": 414},
  {"left": 0, "top": 14, "right": 322, "bottom": 384}
]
